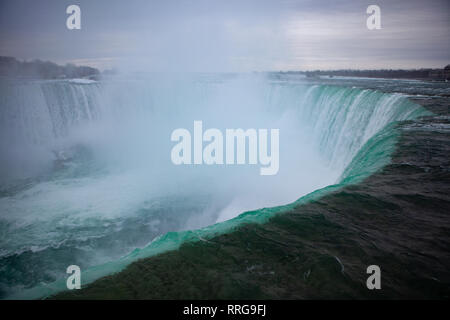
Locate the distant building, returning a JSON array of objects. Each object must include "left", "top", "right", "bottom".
[{"left": 428, "top": 65, "right": 450, "bottom": 81}]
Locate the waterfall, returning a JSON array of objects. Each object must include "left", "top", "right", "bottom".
[{"left": 0, "top": 74, "right": 428, "bottom": 299}]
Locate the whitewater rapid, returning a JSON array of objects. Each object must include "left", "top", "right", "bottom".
[{"left": 0, "top": 74, "right": 427, "bottom": 299}]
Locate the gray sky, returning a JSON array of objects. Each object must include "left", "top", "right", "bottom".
[{"left": 0, "top": 0, "right": 448, "bottom": 71}]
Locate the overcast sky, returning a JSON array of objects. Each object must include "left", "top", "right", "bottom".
[{"left": 0, "top": 0, "right": 448, "bottom": 71}]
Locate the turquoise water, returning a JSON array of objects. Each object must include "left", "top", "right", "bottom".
[{"left": 0, "top": 74, "right": 430, "bottom": 299}]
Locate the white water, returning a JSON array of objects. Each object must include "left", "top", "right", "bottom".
[{"left": 0, "top": 74, "right": 425, "bottom": 298}]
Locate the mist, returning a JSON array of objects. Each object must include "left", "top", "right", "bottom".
[
  {"left": 1, "top": 0, "right": 443, "bottom": 299},
  {"left": 0, "top": 67, "right": 426, "bottom": 299}
]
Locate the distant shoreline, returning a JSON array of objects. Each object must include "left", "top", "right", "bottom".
[
  {"left": 0, "top": 56, "right": 100, "bottom": 80},
  {"left": 279, "top": 66, "right": 450, "bottom": 81},
  {"left": 1, "top": 56, "right": 449, "bottom": 82}
]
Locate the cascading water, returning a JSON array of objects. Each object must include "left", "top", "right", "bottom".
[{"left": 0, "top": 74, "right": 428, "bottom": 299}]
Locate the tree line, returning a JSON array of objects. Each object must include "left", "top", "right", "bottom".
[{"left": 0, "top": 56, "right": 100, "bottom": 79}]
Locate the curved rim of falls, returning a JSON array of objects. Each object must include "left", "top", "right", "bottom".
[{"left": 8, "top": 84, "right": 432, "bottom": 300}]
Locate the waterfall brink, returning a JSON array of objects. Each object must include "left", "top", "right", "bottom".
[
  {"left": 0, "top": 80, "right": 103, "bottom": 181},
  {"left": 0, "top": 75, "right": 428, "bottom": 299},
  {"left": 265, "top": 84, "right": 426, "bottom": 171},
  {"left": 0, "top": 77, "right": 425, "bottom": 180},
  {"left": 0, "top": 80, "right": 102, "bottom": 144}
]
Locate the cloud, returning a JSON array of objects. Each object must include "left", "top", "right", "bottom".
[{"left": 0, "top": 0, "right": 448, "bottom": 70}]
